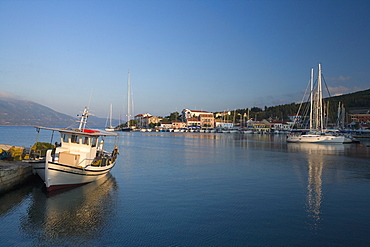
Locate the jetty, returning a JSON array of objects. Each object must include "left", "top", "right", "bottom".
[{"left": 0, "top": 144, "right": 35, "bottom": 195}]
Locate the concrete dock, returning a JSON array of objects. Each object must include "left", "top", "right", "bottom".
[{"left": 0, "top": 161, "right": 35, "bottom": 195}]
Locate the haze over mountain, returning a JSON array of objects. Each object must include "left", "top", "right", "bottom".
[{"left": 0, "top": 96, "right": 107, "bottom": 127}]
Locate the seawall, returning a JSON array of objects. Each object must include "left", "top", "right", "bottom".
[{"left": 0, "top": 161, "right": 34, "bottom": 195}]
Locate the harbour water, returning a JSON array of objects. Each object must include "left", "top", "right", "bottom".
[{"left": 1, "top": 126, "right": 370, "bottom": 246}]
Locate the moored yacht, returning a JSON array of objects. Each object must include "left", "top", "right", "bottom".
[{"left": 287, "top": 64, "right": 344, "bottom": 144}]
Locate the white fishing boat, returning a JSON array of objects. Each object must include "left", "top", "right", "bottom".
[
  {"left": 32, "top": 107, "right": 119, "bottom": 191},
  {"left": 287, "top": 64, "right": 345, "bottom": 144}
]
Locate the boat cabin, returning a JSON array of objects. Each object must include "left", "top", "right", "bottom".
[{"left": 35, "top": 128, "right": 118, "bottom": 168}]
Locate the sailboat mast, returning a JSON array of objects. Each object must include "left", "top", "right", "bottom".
[
  {"left": 309, "top": 68, "right": 314, "bottom": 131},
  {"left": 127, "top": 69, "right": 131, "bottom": 127},
  {"left": 109, "top": 103, "right": 113, "bottom": 127},
  {"left": 318, "top": 63, "right": 324, "bottom": 132},
  {"left": 337, "top": 102, "right": 341, "bottom": 128}
]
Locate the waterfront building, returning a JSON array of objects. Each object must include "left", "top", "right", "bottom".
[
  {"left": 135, "top": 113, "right": 162, "bottom": 128},
  {"left": 160, "top": 123, "right": 172, "bottom": 130},
  {"left": 199, "top": 113, "right": 215, "bottom": 128},
  {"left": 215, "top": 120, "right": 233, "bottom": 129},
  {"left": 214, "top": 111, "right": 231, "bottom": 118},
  {"left": 172, "top": 121, "right": 186, "bottom": 129},
  {"left": 252, "top": 120, "right": 271, "bottom": 133},
  {"left": 349, "top": 113, "right": 370, "bottom": 123},
  {"left": 181, "top": 109, "right": 215, "bottom": 128},
  {"left": 269, "top": 120, "right": 290, "bottom": 132},
  {"left": 134, "top": 113, "right": 148, "bottom": 127},
  {"left": 142, "top": 116, "right": 163, "bottom": 128},
  {"left": 187, "top": 117, "right": 201, "bottom": 128}
]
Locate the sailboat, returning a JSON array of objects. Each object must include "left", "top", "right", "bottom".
[
  {"left": 287, "top": 63, "right": 345, "bottom": 143},
  {"left": 105, "top": 103, "right": 115, "bottom": 131}
]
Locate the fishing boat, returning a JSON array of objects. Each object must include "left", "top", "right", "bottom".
[
  {"left": 287, "top": 64, "right": 345, "bottom": 143},
  {"left": 32, "top": 107, "right": 119, "bottom": 191}
]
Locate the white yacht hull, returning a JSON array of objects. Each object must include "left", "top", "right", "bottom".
[{"left": 286, "top": 134, "right": 345, "bottom": 143}]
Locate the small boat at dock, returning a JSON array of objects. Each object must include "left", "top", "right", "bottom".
[{"left": 31, "top": 107, "right": 119, "bottom": 191}]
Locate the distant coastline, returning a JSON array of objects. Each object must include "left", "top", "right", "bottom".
[{"left": 1, "top": 88, "right": 369, "bottom": 127}]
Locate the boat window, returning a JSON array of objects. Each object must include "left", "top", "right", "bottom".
[
  {"left": 62, "top": 134, "right": 69, "bottom": 143},
  {"left": 91, "top": 137, "right": 97, "bottom": 147},
  {"left": 83, "top": 136, "right": 90, "bottom": 145},
  {"left": 71, "top": 135, "right": 79, "bottom": 144}
]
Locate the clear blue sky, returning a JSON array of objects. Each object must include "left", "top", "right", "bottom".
[{"left": 1, "top": 0, "right": 369, "bottom": 119}]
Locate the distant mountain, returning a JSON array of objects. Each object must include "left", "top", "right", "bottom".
[{"left": 0, "top": 97, "right": 106, "bottom": 127}]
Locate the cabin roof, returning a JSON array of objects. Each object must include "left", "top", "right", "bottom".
[{"left": 34, "top": 126, "right": 119, "bottom": 136}]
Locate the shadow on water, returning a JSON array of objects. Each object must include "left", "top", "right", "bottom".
[{"left": 0, "top": 176, "right": 42, "bottom": 217}]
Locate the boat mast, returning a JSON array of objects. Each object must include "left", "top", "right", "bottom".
[
  {"left": 318, "top": 63, "right": 324, "bottom": 132},
  {"left": 309, "top": 68, "right": 314, "bottom": 131},
  {"left": 78, "top": 107, "right": 89, "bottom": 130},
  {"left": 109, "top": 103, "right": 113, "bottom": 128},
  {"left": 105, "top": 103, "right": 113, "bottom": 129},
  {"left": 127, "top": 69, "right": 131, "bottom": 127}
]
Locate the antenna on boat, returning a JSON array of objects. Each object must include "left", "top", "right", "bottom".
[{"left": 87, "top": 89, "right": 93, "bottom": 108}]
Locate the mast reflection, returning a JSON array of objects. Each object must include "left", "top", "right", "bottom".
[
  {"left": 20, "top": 174, "right": 117, "bottom": 245},
  {"left": 288, "top": 143, "right": 344, "bottom": 230},
  {"left": 306, "top": 154, "right": 323, "bottom": 229}
]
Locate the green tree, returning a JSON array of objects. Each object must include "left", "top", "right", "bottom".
[
  {"left": 169, "top": 111, "right": 180, "bottom": 121},
  {"left": 128, "top": 119, "right": 137, "bottom": 127}
]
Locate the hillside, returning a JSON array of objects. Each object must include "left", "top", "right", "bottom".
[
  {"left": 329, "top": 88, "right": 370, "bottom": 110},
  {"left": 0, "top": 97, "right": 106, "bottom": 127},
  {"left": 235, "top": 88, "right": 370, "bottom": 121}
]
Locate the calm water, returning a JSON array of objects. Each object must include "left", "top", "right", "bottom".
[{"left": 1, "top": 126, "right": 370, "bottom": 246}]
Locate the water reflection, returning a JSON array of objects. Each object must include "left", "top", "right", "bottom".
[
  {"left": 0, "top": 178, "right": 38, "bottom": 217},
  {"left": 306, "top": 154, "right": 323, "bottom": 230},
  {"left": 288, "top": 144, "right": 336, "bottom": 230},
  {"left": 287, "top": 143, "right": 345, "bottom": 154},
  {"left": 20, "top": 174, "right": 117, "bottom": 246}
]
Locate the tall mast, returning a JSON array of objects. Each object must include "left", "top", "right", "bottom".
[
  {"left": 127, "top": 69, "right": 131, "bottom": 127},
  {"left": 318, "top": 63, "right": 324, "bottom": 132},
  {"left": 109, "top": 103, "right": 113, "bottom": 128},
  {"left": 337, "top": 102, "right": 341, "bottom": 128},
  {"left": 309, "top": 68, "right": 314, "bottom": 131}
]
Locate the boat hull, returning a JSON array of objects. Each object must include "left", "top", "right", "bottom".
[
  {"left": 33, "top": 161, "right": 115, "bottom": 191},
  {"left": 286, "top": 134, "right": 345, "bottom": 143}
]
